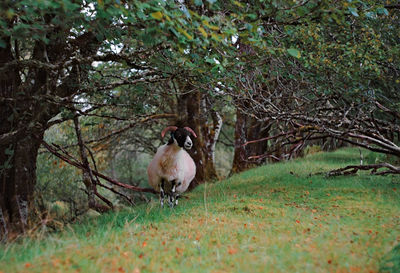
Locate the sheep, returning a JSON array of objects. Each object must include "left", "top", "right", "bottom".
[{"left": 147, "top": 126, "right": 197, "bottom": 207}]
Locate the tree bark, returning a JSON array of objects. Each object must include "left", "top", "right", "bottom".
[
  {"left": 231, "top": 108, "right": 250, "bottom": 174},
  {"left": 73, "top": 116, "right": 112, "bottom": 213},
  {"left": 231, "top": 108, "right": 271, "bottom": 174},
  {"left": 0, "top": 37, "right": 44, "bottom": 240},
  {"left": 0, "top": 135, "right": 43, "bottom": 240},
  {"left": 173, "top": 86, "right": 221, "bottom": 188},
  {"left": 0, "top": 77, "right": 47, "bottom": 240}
]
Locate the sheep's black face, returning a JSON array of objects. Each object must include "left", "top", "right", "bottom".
[{"left": 168, "top": 128, "right": 193, "bottom": 149}]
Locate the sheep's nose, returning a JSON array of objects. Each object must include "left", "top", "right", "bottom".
[
  {"left": 184, "top": 137, "right": 192, "bottom": 149},
  {"left": 184, "top": 142, "right": 192, "bottom": 149}
]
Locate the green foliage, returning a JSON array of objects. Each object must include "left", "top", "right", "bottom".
[
  {"left": 287, "top": 48, "right": 301, "bottom": 59},
  {"left": 283, "top": 1, "right": 399, "bottom": 100}
]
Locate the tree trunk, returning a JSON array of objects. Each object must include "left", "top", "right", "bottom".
[
  {"left": 0, "top": 37, "right": 39, "bottom": 240},
  {"left": 231, "top": 108, "right": 271, "bottom": 174},
  {"left": 247, "top": 118, "right": 270, "bottom": 163},
  {"left": 231, "top": 108, "right": 249, "bottom": 174},
  {"left": 173, "top": 86, "right": 221, "bottom": 188},
  {"left": 0, "top": 135, "right": 43, "bottom": 240},
  {"left": 0, "top": 23, "right": 99, "bottom": 239}
]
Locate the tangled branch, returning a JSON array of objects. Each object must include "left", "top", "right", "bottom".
[{"left": 40, "top": 140, "right": 157, "bottom": 196}]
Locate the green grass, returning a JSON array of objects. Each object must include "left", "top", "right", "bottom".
[{"left": 1, "top": 148, "right": 399, "bottom": 273}]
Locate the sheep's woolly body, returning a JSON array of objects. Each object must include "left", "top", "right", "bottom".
[{"left": 147, "top": 144, "right": 196, "bottom": 194}]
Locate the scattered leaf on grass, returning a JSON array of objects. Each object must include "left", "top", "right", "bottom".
[
  {"left": 176, "top": 247, "right": 183, "bottom": 254},
  {"left": 228, "top": 248, "right": 238, "bottom": 255}
]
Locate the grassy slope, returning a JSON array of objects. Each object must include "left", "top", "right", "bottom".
[{"left": 1, "top": 148, "right": 399, "bottom": 273}]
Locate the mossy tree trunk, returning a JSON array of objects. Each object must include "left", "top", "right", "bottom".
[
  {"left": 0, "top": 19, "right": 99, "bottom": 239},
  {"left": 172, "top": 84, "right": 222, "bottom": 188},
  {"left": 231, "top": 108, "right": 271, "bottom": 175},
  {"left": 0, "top": 39, "right": 46, "bottom": 240}
]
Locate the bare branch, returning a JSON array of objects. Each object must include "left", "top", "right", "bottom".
[
  {"left": 39, "top": 139, "right": 157, "bottom": 194},
  {"left": 325, "top": 163, "right": 400, "bottom": 177},
  {"left": 74, "top": 115, "right": 113, "bottom": 212}
]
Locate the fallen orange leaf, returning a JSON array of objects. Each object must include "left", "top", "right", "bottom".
[
  {"left": 228, "top": 248, "right": 238, "bottom": 255},
  {"left": 176, "top": 247, "right": 183, "bottom": 254}
]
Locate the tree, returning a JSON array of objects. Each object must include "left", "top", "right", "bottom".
[
  {"left": 225, "top": 0, "right": 400, "bottom": 173},
  {"left": 0, "top": 0, "right": 250, "bottom": 239},
  {"left": 0, "top": 0, "right": 210, "bottom": 239}
]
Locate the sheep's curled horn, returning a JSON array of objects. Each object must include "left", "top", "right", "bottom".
[{"left": 161, "top": 126, "right": 198, "bottom": 138}]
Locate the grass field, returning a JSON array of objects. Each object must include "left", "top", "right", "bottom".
[{"left": 1, "top": 148, "right": 399, "bottom": 273}]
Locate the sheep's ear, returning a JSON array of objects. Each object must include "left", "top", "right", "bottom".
[
  {"left": 184, "top": 127, "right": 197, "bottom": 138},
  {"left": 161, "top": 126, "right": 178, "bottom": 138},
  {"left": 167, "top": 135, "right": 175, "bottom": 145}
]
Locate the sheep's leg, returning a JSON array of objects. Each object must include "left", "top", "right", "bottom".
[
  {"left": 160, "top": 189, "right": 165, "bottom": 208},
  {"left": 174, "top": 182, "right": 181, "bottom": 206},
  {"left": 160, "top": 179, "right": 166, "bottom": 208},
  {"left": 168, "top": 180, "right": 177, "bottom": 208},
  {"left": 168, "top": 195, "right": 175, "bottom": 208}
]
